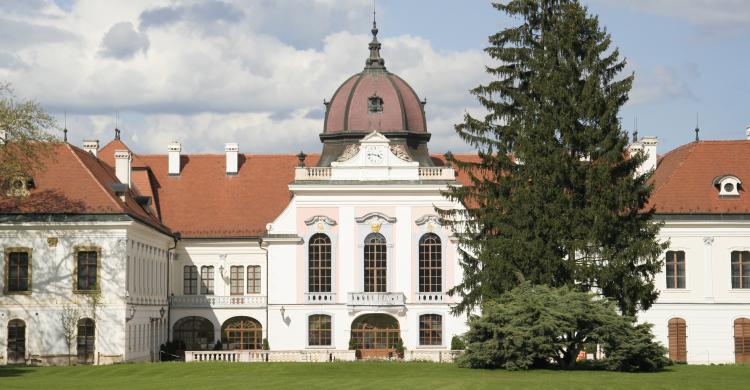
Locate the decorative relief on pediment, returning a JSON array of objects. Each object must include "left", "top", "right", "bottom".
[
  {"left": 415, "top": 214, "right": 442, "bottom": 232},
  {"left": 304, "top": 215, "right": 338, "bottom": 227},
  {"left": 389, "top": 144, "right": 413, "bottom": 162},
  {"left": 336, "top": 144, "right": 360, "bottom": 162}
]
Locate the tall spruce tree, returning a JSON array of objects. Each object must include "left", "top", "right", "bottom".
[{"left": 443, "top": 0, "right": 665, "bottom": 316}]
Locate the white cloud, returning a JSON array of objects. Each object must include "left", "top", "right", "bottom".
[
  {"left": 592, "top": 0, "right": 750, "bottom": 29},
  {"left": 628, "top": 63, "right": 699, "bottom": 106},
  {"left": 0, "top": 0, "right": 488, "bottom": 154}
]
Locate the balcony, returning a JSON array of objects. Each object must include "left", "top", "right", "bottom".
[
  {"left": 305, "top": 292, "right": 337, "bottom": 304},
  {"left": 170, "top": 295, "right": 266, "bottom": 309},
  {"left": 294, "top": 166, "right": 455, "bottom": 181},
  {"left": 347, "top": 292, "right": 405, "bottom": 306},
  {"left": 416, "top": 292, "right": 444, "bottom": 303}
]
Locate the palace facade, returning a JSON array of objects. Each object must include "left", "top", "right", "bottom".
[{"left": 2, "top": 22, "right": 750, "bottom": 365}]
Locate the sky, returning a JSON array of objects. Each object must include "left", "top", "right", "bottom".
[{"left": 1, "top": 0, "right": 748, "bottom": 156}]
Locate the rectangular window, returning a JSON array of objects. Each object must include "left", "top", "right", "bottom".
[
  {"left": 230, "top": 266, "right": 244, "bottom": 295},
  {"left": 665, "top": 250, "right": 686, "bottom": 289},
  {"left": 732, "top": 251, "right": 750, "bottom": 289},
  {"left": 247, "top": 265, "right": 261, "bottom": 294},
  {"left": 308, "top": 315, "right": 332, "bottom": 346},
  {"left": 183, "top": 265, "right": 198, "bottom": 295},
  {"left": 76, "top": 250, "right": 98, "bottom": 291},
  {"left": 419, "top": 314, "right": 443, "bottom": 346},
  {"left": 200, "top": 266, "right": 214, "bottom": 295},
  {"left": 6, "top": 251, "right": 30, "bottom": 293}
]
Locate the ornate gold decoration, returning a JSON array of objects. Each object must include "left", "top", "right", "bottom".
[{"left": 47, "top": 237, "right": 59, "bottom": 247}]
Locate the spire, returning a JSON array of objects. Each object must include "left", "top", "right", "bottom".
[
  {"left": 632, "top": 117, "right": 638, "bottom": 143},
  {"left": 63, "top": 110, "right": 68, "bottom": 143},
  {"left": 364, "top": 3, "right": 385, "bottom": 71},
  {"left": 694, "top": 112, "right": 700, "bottom": 142},
  {"left": 115, "top": 127, "right": 121, "bottom": 140}
]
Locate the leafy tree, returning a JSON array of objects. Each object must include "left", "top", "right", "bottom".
[
  {"left": 0, "top": 83, "right": 59, "bottom": 183},
  {"left": 457, "top": 283, "right": 670, "bottom": 371},
  {"left": 60, "top": 304, "right": 80, "bottom": 366},
  {"left": 442, "top": 0, "right": 665, "bottom": 316}
]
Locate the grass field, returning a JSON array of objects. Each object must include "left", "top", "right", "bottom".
[{"left": 0, "top": 361, "right": 745, "bottom": 390}]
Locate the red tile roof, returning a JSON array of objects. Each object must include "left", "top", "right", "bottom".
[
  {"left": 0, "top": 143, "right": 170, "bottom": 234},
  {"left": 136, "top": 153, "right": 320, "bottom": 238},
  {"left": 648, "top": 140, "right": 750, "bottom": 214}
]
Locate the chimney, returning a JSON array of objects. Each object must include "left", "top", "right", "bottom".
[
  {"left": 114, "top": 149, "right": 131, "bottom": 188},
  {"left": 638, "top": 136, "right": 658, "bottom": 176},
  {"left": 168, "top": 141, "right": 181, "bottom": 176},
  {"left": 82, "top": 139, "right": 99, "bottom": 157},
  {"left": 745, "top": 125, "right": 750, "bottom": 140},
  {"left": 225, "top": 142, "right": 239, "bottom": 175}
]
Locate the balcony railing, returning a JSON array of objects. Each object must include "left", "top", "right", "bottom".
[
  {"left": 170, "top": 295, "right": 266, "bottom": 309},
  {"left": 305, "top": 292, "right": 337, "bottom": 304},
  {"left": 294, "top": 167, "right": 455, "bottom": 181},
  {"left": 416, "top": 292, "right": 444, "bottom": 303},
  {"left": 347, "top": 292, "right": 405, "bottom": 306}
]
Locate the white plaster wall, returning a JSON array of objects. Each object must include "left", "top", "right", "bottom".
[{"left": 0, "top": 221, "right": 170, "bottom": 365}]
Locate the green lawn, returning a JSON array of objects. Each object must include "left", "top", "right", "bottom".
[{"left": 0, "top": 362, "right": 745, "bottom": 390}]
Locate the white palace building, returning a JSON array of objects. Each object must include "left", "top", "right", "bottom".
[{"left": 2, "top": 23, "right": 750, "bottom": 365}]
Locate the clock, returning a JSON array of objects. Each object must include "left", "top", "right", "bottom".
[{"left": 366, "top": 147, "right": 384, "bottom": 164}]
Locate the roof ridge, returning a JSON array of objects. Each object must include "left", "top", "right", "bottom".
[{"left": 65, "top": 143, "right": 124, "bottom": 212}]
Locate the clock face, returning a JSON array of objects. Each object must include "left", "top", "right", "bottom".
[{"left": 366, "top": 147, "right": 384, "bottom": 164}]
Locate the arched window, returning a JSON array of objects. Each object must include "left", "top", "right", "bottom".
[
  {"left": 173, "top": 316, "right": 215, "bottom": 350},
  {"left": 364, "top": 233, "right": 387, "bottom": 292},
  {"left": 222, "top": 317, "right": 262, "bottom": 350},
  {"left": 731, "top": 251, "right": 750, "bottom": 289},
  {"left": 735, "top": 318, "right": 750, "bottom": 363},
  {"left": 419, "top": 234, "right": 442, "bottom": 293},
  {"left": 308, "top": 315, "right": 332, "bottom": 346},
  {"left": 77, "top": 318, "right": 95, "bottom": 364},
  {"left": 419, "top": 314, "right": 442, "bottom": 346},
  {"left": 668, "top": 318, "right": 687, "bottom": 362},
  {"left": 309, "top": 234, "right": 332, "bottom": 293},
  {"left": 7, "top": 319, "right": 26, "bottom": 364}
]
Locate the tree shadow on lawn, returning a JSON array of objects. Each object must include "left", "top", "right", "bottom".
[{"left": 0, "top": 365, "right": 33, "bottom": 378}]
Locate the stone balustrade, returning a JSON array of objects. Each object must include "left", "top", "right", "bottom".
[
  {"left": 347, "top": 292, "right": 405, "bottom": 306},
  {"left": 184, "top": 349, "right": 460, "bottom": 363},
  {"left": 170, "top": 295, "right": 266, "bottom": 309},
  {"left": 305, "top": 292, "right": 337, "bottom": 304},
  {"left": 294, "top": 166, "right": 455, "bottom": 181},
  {"left": 416, "top": 292, "right": 444, "bottom": 303}
]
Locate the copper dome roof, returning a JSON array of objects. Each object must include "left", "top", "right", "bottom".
[{"left": 323, "top": 21, "right": 426, "bottom": 134}]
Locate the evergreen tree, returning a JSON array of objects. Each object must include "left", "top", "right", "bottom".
[{"left": 442, "top": 0, "right": 665, "bottom": 316}]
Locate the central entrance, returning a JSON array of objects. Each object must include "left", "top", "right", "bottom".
[{"left": 350, "top": 314, "right": 400, "bottom": 359}]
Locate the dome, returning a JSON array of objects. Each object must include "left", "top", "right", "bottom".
[
  {"left": 317, "top": 20, "right": 434, "bottom": 168},
  {"left": 323, "top": 22, "right": 426, "bottom": 134}
]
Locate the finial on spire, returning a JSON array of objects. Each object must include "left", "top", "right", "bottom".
[
  {"left": 372, "top": 0, "right": 378, "bottom": 37},
  {"left": 632, "top": 117, "right": 638, "bottom": 143},
  {"left": 114, "top": 111, "right": 121, "bottom": 140},
  {"left": 364, "top": 0, "right": 385, "bottom": 70},
  {"left": 695, "top": 112, "right": 700, "bottom": 142},
  {"left": 63, "top": 110, "right": 68, "bottom": 143}
]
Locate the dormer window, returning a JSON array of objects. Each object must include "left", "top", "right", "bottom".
[
  {"left": 5, "top": 175, "right": 33, "bottom": 197},
  {"left": 714, "top": 175, "right": 741, "bottom": 197},
  {"left": 368, "top": 95, "right": 383, "bottom": 113}
]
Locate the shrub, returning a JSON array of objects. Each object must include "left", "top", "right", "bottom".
[
  {"left": 262, "top": 338, "right": 270, "bottom": 351},
  {"left": 457, "top": 283, "right": 669, "bottom": 372},
  {"left": 213, "top": 340, "right": 223, "bottom": 351},
  {"left": 451, "top": 335, "right": 466, "bottom": 350}
]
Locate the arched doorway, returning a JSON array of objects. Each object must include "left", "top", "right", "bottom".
[
  {"left": 173, "top": 316, "right": 215, "bottom": 350},
  {"left": 221, "top": 317, "right": 262, "bottom": 350},
  {"left": 735, "top": 318, "right": 750, "bottom": 363},
  {"left": 350, "top": 314, "right": 400, "bottom": 359},
  {"left": 7, "top": 319, "right": 26, "bottom": 364},
  {"left": 77, "top": 318, "right": 95, "bottom": 364}
]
